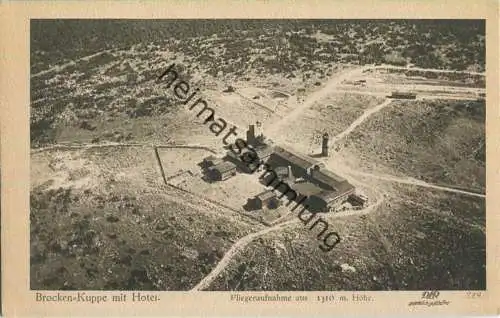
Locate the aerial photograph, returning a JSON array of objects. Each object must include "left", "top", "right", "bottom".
[{"left": 30, "top": 19, "right": 486, "bottom": 291}]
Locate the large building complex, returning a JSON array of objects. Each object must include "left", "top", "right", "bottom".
[
  {"left": 263, "top": 145, "right": 356, "bottom": 212},
  {"left": 202, "top": 124, "right": 365, "bottom": 213}
]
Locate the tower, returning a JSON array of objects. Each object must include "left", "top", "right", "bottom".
[
  {"left": 321, "top": 132, "right": 329, "bottom": 157},
  {"left": 246, "top": 124, "right": 256, "bottom": 145},
  {"left": 255, "top": 121, "right": 264, "bottom": 143},
  {"left": 247, "top": 122, "right": 265, "bottom": 146},
  {"left": 255, "top": 121, "right": 263, "bottom": 137}
]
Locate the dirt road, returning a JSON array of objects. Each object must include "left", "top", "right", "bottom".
[
  {"left": 372, "top": 64, "right": 485, "bottom": 76},
  {"left": 265, "top": 66, "right": 372, "bottom": 137},
  {"left": 31, "top": 50, "right": 112, "bottom": 78},
  {"left": 344, "top": 169, "right": 485, "bottom": 198},
  {"left": 190, "top": 194, "right": 384, "bottom": 291},
  {"left": 32, "top": 61, "right": 485, "bottom": 292},
  {"left": 331, "top": 99, "right": 392, "bottom": 145},
  {"left": 190, "top": 218, "right": 300, "bottom": 291},
  {"left": 265, "top": 64, "right": 483, "bottom": 140},
  {"left": 333, "top": 88, "right": 482, "bottom": 101},
  {"left": 31, "top": 142, "right": 217, "bottom": 154}
]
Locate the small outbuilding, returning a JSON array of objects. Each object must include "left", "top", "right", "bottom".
[
  {"left": 206, "top": 161, "right": 237, "bottom": 181},
  {"left": 201, "top": 155, "right": 222, "bottom": 169},
  {"left": 389, "top": 91, "right": 417, "bottom": 99},
  {"left": 275, "top": 166, "right": 292, "bottom": 179},
  {"left": 348, "top": 193, "right": 369, "bottom": 207},
  {"left": 223, "top": 85, "right": 235, "bottom": 93},
  {"left": 248, "top": 190, "right": 281, "bottom": 210}
]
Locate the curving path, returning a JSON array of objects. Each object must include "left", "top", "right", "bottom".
[
  {"left": 32, "top": 61, "right": 485, "bottom": 292},
  {"left": 190, "top": 218, "right": 299, "bottom": 291},
  {"left": 190, "top": 196, "right": 383, "bottom": 291}
]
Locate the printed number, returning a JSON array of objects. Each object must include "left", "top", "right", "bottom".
[
  {"left": 421, "top": 291, "right": 440, "bottom": 299},
  {"left": 466, "top": 292, "right": 483, "bottom": 298}
]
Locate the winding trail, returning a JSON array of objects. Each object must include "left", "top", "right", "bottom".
[
  {"left": 190, "top": 195, "right": 383, "bottom": 291},
  {"left": 190, "top": 218, "right": 299, "bottom": 291},
  {"left": 233, "top": 91, "right": 281, "bottom": 116}
]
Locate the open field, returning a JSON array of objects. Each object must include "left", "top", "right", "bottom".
[
  {"left": 156, "top": 146, "right": 294, "bottom": 224},
  {"left": 157, "top": 147, "right": 212, "bottom": 177},
  {"left": 274, "top": 93, "right": 387, "bottom": 154},
  {"left": 170, "top": 172, "right": 260, "bottom": 210},
  {"left": 168, "top": 172, "right": 292, "bottom": 224},
  {"left": 337, "top": 99, "right": 485, "bottom": 192},
  {"left": 30, "top": 147, "right": 263, "bottom": 290}
]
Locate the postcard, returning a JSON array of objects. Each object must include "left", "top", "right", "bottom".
[{"left": 1, "top": 0, "right": 499, "bottom": 316}]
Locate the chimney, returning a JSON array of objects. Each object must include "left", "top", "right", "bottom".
[
  {"left": 287, "top": 165, "right": 292, "bottom": 178},
  {"left": 321, "top": 132, "right": 329, "bottom": 157},
  {"left": 247, "top": 125, "right": 255, "bottom": 145}
]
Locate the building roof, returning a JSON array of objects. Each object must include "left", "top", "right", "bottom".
[
  {"left": 315, "top": 184, "right": 355, "bottom": 202},
  {"left": 272, "top": 146, "right": 321, "bottom": 169},
  {"left": 391, "top": 91, "right": 416, "bottom": 96},
  {"left": 252, "top": 144, "right": 275, "bottom": 160},
  {"left": 256, "top": 190, "right": 276, "bottom": 201},
  {"left": 204, "top": 155, "right": 217, "bottom": 161},
  {"left": 336, "top": 181, "right": 355, "bottom": 194},
  {"left": 203, "top": 155, "right": 223, "bottom": 165},
  {"left": 289, "top": 177, "right": 355, "bottom": 203},
  {"left": 210, "top": 161, "right": 237, "bottom": 173},
  {"left": 274, "top": 166, "right": 290, "bottom": 175},
  {"left": 311, "top": 169, "right": 347, "bottom": 186},
  {"left": 290, "top": 182, "right": 324, "bottom": 197},
  {"left": 266, "top": 145, "right": 355, "bottom": 200}
]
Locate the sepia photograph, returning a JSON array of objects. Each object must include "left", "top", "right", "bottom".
[{"left": 29, "top": 19, "right": 487, "bottom": 292}]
